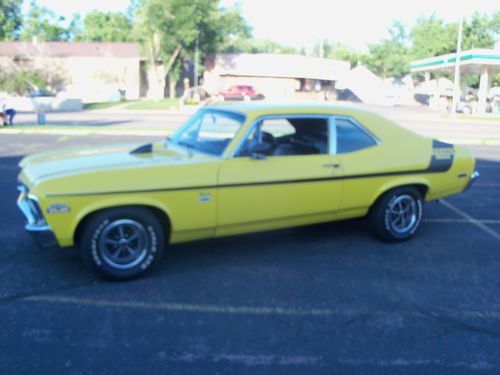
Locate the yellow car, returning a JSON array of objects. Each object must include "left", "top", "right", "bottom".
[{"left": 17, "top": 103, "right": 478, "bottom": 280}]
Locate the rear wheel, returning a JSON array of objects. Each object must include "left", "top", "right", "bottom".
[
  {"left": 79, "top": 207, "right": 165, "bottom": 280},
  {"left": 369, "top": 187, "right": 423, "bottom": 242}
]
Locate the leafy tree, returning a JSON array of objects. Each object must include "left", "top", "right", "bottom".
[
  {"left": 202, "top": 5, "right": 251, "bottom": 53},
  {"left": 0, "top": 66, "right": 47, "bottom": 94},
  {"left": 223, "top": 37, "right": 299, "bottom": 54},
  {"left": 329, "top": 44, "right": 365, "bottom": 67},
  {"left": 79, "top": 10, "right": 134, "bottom": 42},
  {"left": 66, "top": 13, "right": 83, "bottom": 41},
  {"left": 20, "top": 0, "right": 71, "bottom": 41},
  {"left": 0, "top": 0, "right": 23, "bottom": 40},
  {"left": 462, "top": 11, "right": 499, "bottom": 49},
  {"left": 365, "top": 21, "right": 411, "bottom": 77},
  {"left": 134, "top": 0, "right": 251, "bottom": 98},
  {"left": 410, "top": 15, "right": 457, "bottom": 59},
  {"left": 312, "top": 39, "right": 335, "bottom": 58},
  {"left": 315, "top": 41, "right": 365, "bottom": 67}
]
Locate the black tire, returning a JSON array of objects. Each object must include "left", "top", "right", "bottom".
[
  {"left": 368, "top": 187, "right": 423, "bottom": 242},
  {"left": 79, "top": 207, "right": 165, "bottom": 280}
]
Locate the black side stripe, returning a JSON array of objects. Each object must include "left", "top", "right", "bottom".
[
  {"left": 46, "top": 166, "right": 449, "bottom": 198},
  {"left": 428, "top": 139, "right": 454, "bottom": 172}
]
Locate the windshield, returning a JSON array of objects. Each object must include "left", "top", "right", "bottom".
[{"left": 169, "top": 110, "right": 245, "bottom": 156}]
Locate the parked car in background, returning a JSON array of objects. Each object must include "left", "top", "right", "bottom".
[
  {"left": 17, "top": 103, "right": 478, "bottom": 280},
  {"left": 216, "top": 85, "right": 264, "bottom": 102}
]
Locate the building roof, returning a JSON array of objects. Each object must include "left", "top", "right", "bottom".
[
  {"left": 410, "top": 49, "right": 500, "bottom": 74},
  {"left": 212, "top": 53, "right": 350, "bottom": 81},
  {"left": 0, "top": 41, "right": 141, "bottom": 59}
]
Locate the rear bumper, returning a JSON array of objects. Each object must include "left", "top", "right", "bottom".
[
  {"left": 17, "top": 186, "right": 58, "bottom": 248},
  {"left": 464, "top": 170, "right": 479, "bottom": 191}
]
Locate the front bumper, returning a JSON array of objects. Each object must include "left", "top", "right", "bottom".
[{"left": 17, "top": 185, "right": 58, "bottom": 248}]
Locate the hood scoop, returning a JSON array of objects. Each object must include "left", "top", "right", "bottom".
[{"left": 130, "top": 143, "right": 153, "bottom": 155}]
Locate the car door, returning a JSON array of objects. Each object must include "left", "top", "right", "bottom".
[
  {"left": 333, "top": 116, "right": 384, "bottom": 211},
  {"left": 216, "top": 115, "right": 344, "bottom": 237}
]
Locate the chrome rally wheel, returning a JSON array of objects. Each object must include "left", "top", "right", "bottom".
[
  {"left": 386, "top": 194, "right": 419, "bottom": 235},
  {"left": 99, "top": 219, "right": 149, "bottom": 270},
  {"left": 369, "top": 187, "right": 423, "bottom": 242},
  {"left": 80, "top": 208, "right": 165, "bottom": 280}
]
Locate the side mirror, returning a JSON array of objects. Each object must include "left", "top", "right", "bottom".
[{"left": 251, "top": 153, "right": 267, "bottom": 160}]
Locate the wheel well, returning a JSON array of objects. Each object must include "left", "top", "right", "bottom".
[
  {"left": 74, "top": 205, "right": 171, "bottom": 246},
  {"left": 369, "top": 183, "right": 429, "bottom": 214}
]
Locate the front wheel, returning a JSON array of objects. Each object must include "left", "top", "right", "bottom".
[
  {"left": 79, "top": 207, "right": 165, "bottom": 280},
  {"left": 369, "top": 187, "right": 423, "bottom": 242}
]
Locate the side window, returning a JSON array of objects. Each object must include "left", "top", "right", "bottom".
[
  {"left": 261, "top": 118, "right": 295, "bottom": 137},
  {"left": 336, "top": 118, "right": 377, "bottom": 154},
  {"left": 236, "top": 117, "right": 328, "bottom": 157}
]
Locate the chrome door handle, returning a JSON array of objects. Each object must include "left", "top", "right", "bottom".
[{"left": 322, "top": 163, "right": 341, "bottom": 168}]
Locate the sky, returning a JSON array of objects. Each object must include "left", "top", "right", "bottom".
[{"left": 34, "top": 0, "right": 499, "bottom": 52}]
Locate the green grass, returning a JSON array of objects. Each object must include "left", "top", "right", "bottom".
[
  {"left": 83, "top": 101, "right": 124, "bottom": 110},
  {"left": 440, "top": 112, "right": 500, "bottom": 122},
  {"left": 125, "top": 98, "right": 180, "bottom": 110}
]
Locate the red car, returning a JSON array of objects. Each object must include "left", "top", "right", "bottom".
[{"left": 216, "top": 85, "right": 264, "bottom": 102}]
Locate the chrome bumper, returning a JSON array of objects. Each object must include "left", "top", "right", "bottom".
[
  {"left": 17, "top": 185, "right": 57, "bottom": 248},
  {"left": 464, "top": 170, "right": 479, "bottom": 191}
]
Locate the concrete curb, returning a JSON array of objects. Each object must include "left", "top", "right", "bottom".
[{"left": 0, "top": 128, "right": 170, "bottom": 136}]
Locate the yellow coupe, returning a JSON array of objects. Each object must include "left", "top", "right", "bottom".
[{"left": 17, "top": 103, "right": 478, "bottom": 279}]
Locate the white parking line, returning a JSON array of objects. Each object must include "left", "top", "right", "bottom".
[
  {"left": 25, "top": 295, "right": 343, "bottom": 317},
  {"left": 24, "top": 295, "right": 500, "bottom": 321},
  {"left": 440, "top": 200, "right": 500, "bottom": 241},
  {"left": 475, "top": 183, "right": 500, "bottom": 187},
  {"left": 424, "top": 218, "right": 500, "bottom": 224}
]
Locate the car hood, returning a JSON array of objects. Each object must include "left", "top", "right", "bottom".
[{"left": 19, "top": 142, "right": 200, "bottom": 187}]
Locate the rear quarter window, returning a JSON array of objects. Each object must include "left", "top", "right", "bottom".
[{"left": 336, "top": 118, "right": 377, "bottom": 154}]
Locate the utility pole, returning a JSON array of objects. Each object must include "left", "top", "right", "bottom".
[
  {"left": 194, "top": 37, "right": 199, "bottom": 87},
  {"left": 451, "top": 16, "right": 463, "bottom": 116}
]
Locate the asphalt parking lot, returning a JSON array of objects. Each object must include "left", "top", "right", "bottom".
[{"left": 0, "top": 133, "right": 499, "bottom": 374}]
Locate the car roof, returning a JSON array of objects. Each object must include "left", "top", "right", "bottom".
[
  {"left": 206, "top": 102, "right": 375, "bottom": 118},
  {"left": 203, "top": 102, "right": 424, "bottom": 144}
]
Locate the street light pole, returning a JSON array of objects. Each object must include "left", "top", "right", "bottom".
[{"left": 451, "top": 16, "right": 464, "bottom": 116}]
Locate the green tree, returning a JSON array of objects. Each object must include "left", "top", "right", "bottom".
[
  {"left": 0, "top": 0, "right": 23, "bottom": 40},
  {"left": 365, "top": 21, "right": 411, "bottom": 77},
  {"left": 223, "top": 37, "right": 299, "bottom": 54},
  {"left": 134, "top": 0, "right": 251, "bottom": 98},
  {"left": 316, "top": 41, "right": 365, "bottom": 67},
  {"left": 20, "top": 0, "right": 70, "bottom": 41},
  {"left": 462, "top": 11, "right": 500, "bottom": 49},
  {"left": 411, "top": 15, "right": 458, "bottom": 59},
  {"left": 79, "top": 10, "right": 134, "bottom": 42},
  {"left": 0, "top": 66, "right": 48, "bottom": 95}
]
